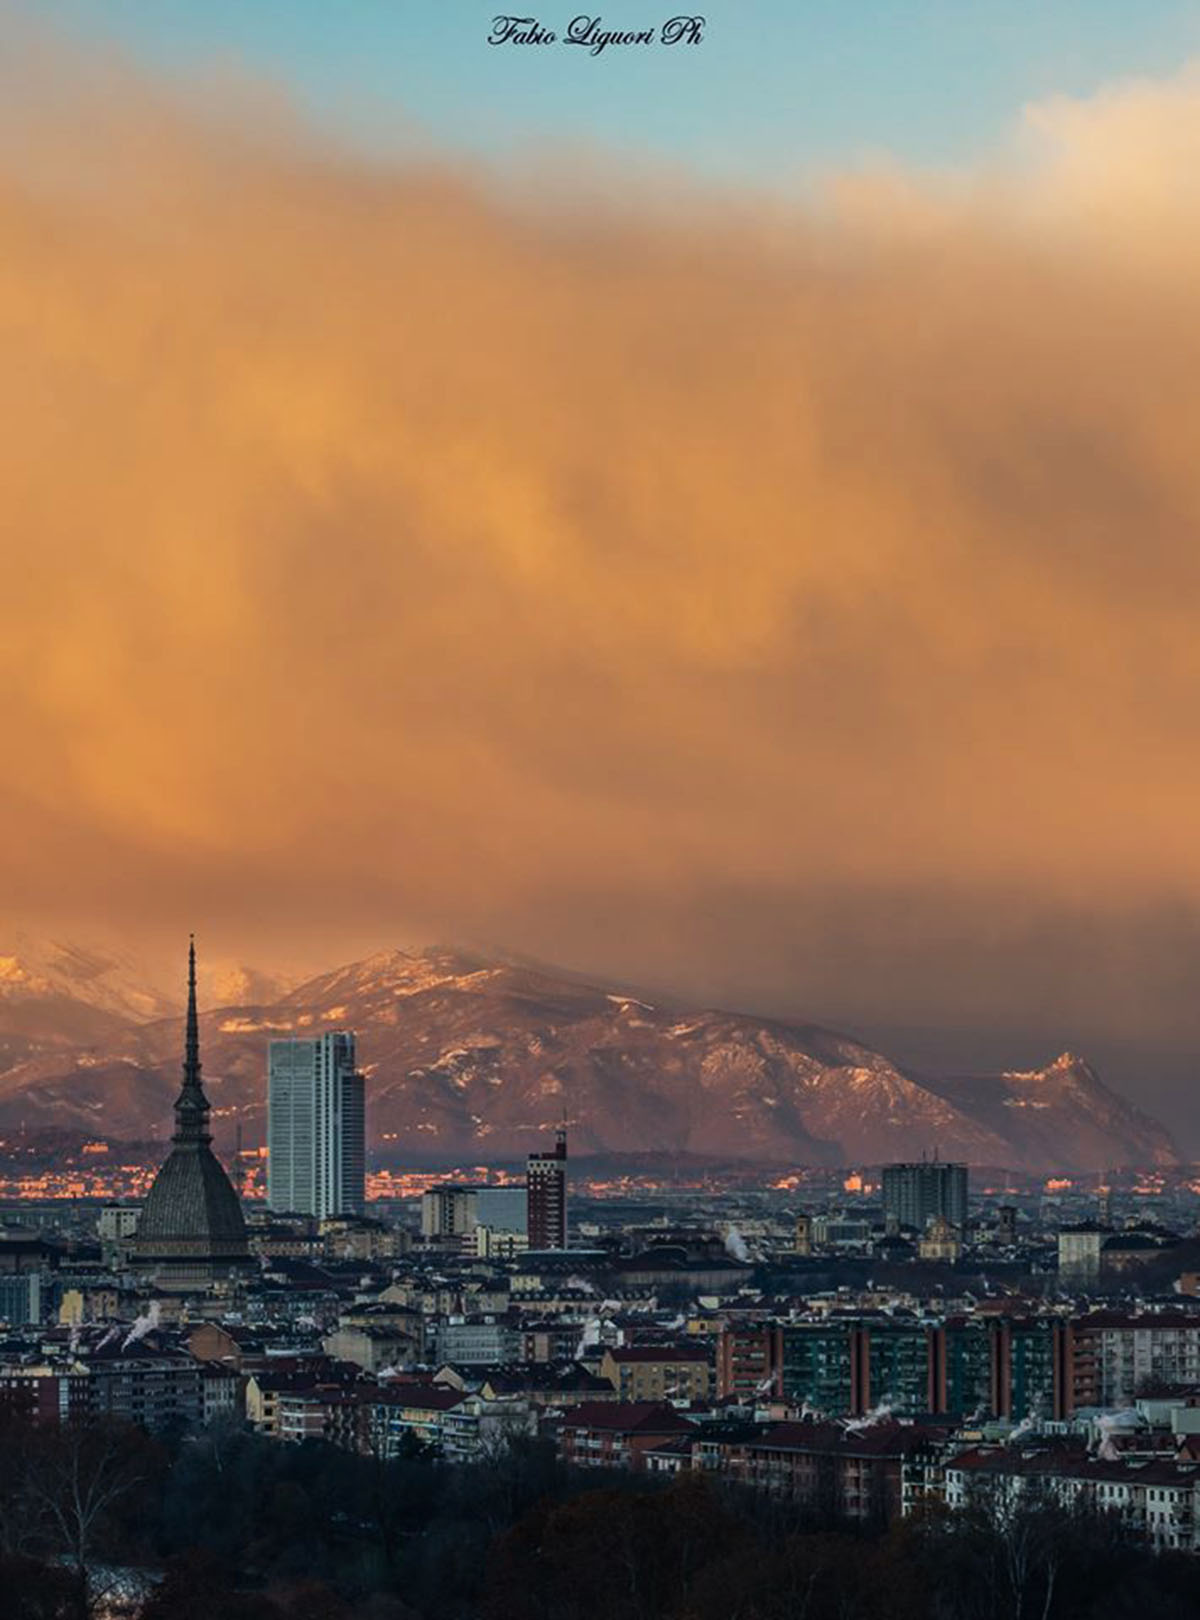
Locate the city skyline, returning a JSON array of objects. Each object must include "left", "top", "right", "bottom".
[{"left": 4, "top": 11, "right": 1200, "bottom": 1614}]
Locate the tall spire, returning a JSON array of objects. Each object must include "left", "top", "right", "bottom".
[
  {"left": 173, "top": 934, "right": 211, "bottom": 1144},
  {"left": 185, "top": 934, "right": 200, "bottom": 1087}
]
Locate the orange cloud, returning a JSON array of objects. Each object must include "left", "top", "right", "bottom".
[{"left": 5, "top": 29, "right": 1200, "bottom": 1096}]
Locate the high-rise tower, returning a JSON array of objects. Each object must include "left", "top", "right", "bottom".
[
  {"left": 267, "top": 1033, "right": 365, "bottom": 1218},
  {"left": 881, "top": 1159, "right": 968, "bottom": 1233},
  {"left": 526, "top": 1122, "right": 568, "bottom": 1250},
  {"left": 133, "top": 939, "right": 250, "bottom": 1288}
]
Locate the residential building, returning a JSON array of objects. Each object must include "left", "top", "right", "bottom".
[
  {"left": 84, "top": 1342, "right": 204, "bottom": 1433},
  {"left": 779, "top": 1321, "right": 856, "bottom": 1414},
  {"left": 0, "top": 1272, "right": 45, "bottom": 1327},
  {"left": 600, "top": 1343, "right": 712, "bottom": 1403},
  {"left": 859, "top": 1319, "right": 935, "bottom": 1414},
  {"left": 475, "top": 1225, "right": 529, "bottom": 1260},
  {"left": 367, "top": 1383, "right": 467, "bottom": 1457},
  {"left": 435, "top": 1314, "right": 523, "bottom": 1367},
  {"left": 421, "top": 1185, "right": 478, "bottom": 1240},
  {"left": 527, "top": 1125, "right": 568, "bottom": 1251},
  {"left": 97, "top": 1204, "right": 141, "bottom": 1266},
  {"left": 324, "top": 1315, "right": 424, "bottom": 1375},
  {"left": 1068, "top": 1311, "right": 1200, "bottom": 1409},
  {"left": 717, "top": 1323, "right": 782, "bottom": 1401},
  {"left": 1058, "top": 1221, "right": 1106, "bottom": 1282},
  {"left": 932, "top": 1318, "right": 993, "bottom": 1417},
  {"left": 0, "top": 1364, "right": 90, "bottom": 1422},
  {"left": 882, "top": 1161, "right": 968, "bottom": 1233},
  {"left": 944, "top": 1445, "right": 1200, "bottom": 1553},
  {"left": 557, "top": 1401, "right": 695, "bottom": 1470},
  {"left": 721, "top": 1419, "right": 938, "bottom": 1526}
]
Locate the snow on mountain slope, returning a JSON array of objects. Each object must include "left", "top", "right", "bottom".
[{"left": 0, "top": 945, "right": 1179, "bottom": 1169}]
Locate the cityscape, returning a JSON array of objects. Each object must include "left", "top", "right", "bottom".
[
  {"left": 6, "top": 3, "right": 1200, "bottom": 1618},
  {"left": 5, "top": 940, "right": 1200, "bottom": 1616}
]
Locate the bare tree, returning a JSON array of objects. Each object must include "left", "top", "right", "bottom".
[{"left": 24, "top": 1420, "right": 155, "bottom": 1620}]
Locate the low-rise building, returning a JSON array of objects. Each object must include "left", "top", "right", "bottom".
[
  {"left": 367, "top": 1382, "right": 468, "bottom": 1458},
  {"left": 557, "top": 1402, "right": 696, "bottom": 1470},
  {"left": 600, "top": 1344, "right": 712, "bottom": 1403},
  {"left": 944, "top": 1444, "right": 1200, "bottom": 1553},
  {"left": 720, "top": 1419, "right": 938, "bottom": 1526}
]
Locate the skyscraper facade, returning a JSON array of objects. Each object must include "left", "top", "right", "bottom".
[
  {"left": 526, "top": 1124, "right": 568, "bottom": 1250},
  {"left": 881, "top": 1160, "right": 968, "bottom": 1233},
  {"left": 268, "top": 1033, "right": 365, "bottom": 1218}
]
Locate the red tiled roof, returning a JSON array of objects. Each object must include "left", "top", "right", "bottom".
[
  {"left": 947, "top": 1446, "right": 1200, "bottom": 1487},
  {"left": 1074, "top": 1310, "right": 1200, "bottom": 1331},
  {"left": 747, "top": 1420, "right": 939, "bottom": 1458},
  {"left": 373, "top": 1384, "right": 463, "bottom": 1412},
  {"left": 560, "top": 1402, "right": 695, "bottom": 1435}
]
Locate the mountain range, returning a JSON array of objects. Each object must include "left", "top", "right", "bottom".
[{"left": 0, "top": 942, "right": 1180, "bottom": 1170}]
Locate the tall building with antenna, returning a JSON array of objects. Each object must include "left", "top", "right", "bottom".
[
  {"left": 526, "top": 1121, "right": 568, "bottom": 1250},
  {"left": 881, "top": 1157, "right": 968, "bottom": 1233}
]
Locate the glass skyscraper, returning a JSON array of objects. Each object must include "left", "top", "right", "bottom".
[{"left": 268, "top": 1032, "right": 365, "bottom": 1218}]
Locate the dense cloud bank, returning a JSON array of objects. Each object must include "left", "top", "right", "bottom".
[{"left": 5, "top": 27, "right": 1200, "bottom": 1116}]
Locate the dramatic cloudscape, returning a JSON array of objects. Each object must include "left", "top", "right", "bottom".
[{"left": 5, "top": 19, "right": 1200, "bottom": 1136}]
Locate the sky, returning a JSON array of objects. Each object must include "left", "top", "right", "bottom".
[
  {"left": 8, "top": 5, "right": 1200, "bottom": 1141},
  {"left": 43, "top": 1, "right": 1200, "bottom": 177}
]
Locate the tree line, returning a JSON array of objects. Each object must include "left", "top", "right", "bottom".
[{"left": 2, "top": 1410, "right": 1200, "bottom": 1619}]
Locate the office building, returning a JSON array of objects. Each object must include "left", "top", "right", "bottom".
[
  {"left": 268, "top": 1033, "right": 365, "bottom": 1219},
  {"left": 527, "top": 1124, "right": 568, "bottom": 1250},
  {"left": 882, "top": 1160, "right": 968, "bottom": 1233}
]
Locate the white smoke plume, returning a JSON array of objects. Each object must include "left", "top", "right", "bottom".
[
  {"left": 121, "top": 1300, "right": 161, "bottom": 1349},
  {"left": 844, "top": 1402, "right": 894, "bottom": 1433},
  {"left": 1095, "top": 1407, "right": 1142, "bottom": 1461},
  {"left": 574, "top": 1315, "right": 604, "bottom": 1360},
  {"left": 724, "top": 1226, "right": 750, "bottom": 1263}
]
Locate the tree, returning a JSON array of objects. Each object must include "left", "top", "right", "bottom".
[
  {"left": 138, "top": 1551, "right": 281, "bottom": 1620},
  {"left": 23, "top": 1419, "right": 162, "bottom": 1620}
]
